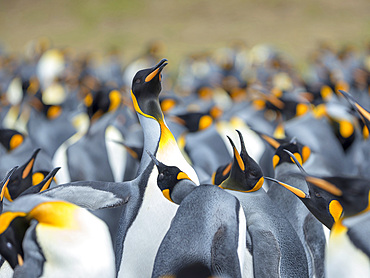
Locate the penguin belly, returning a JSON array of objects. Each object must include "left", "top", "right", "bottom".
[{"left": 118, "top": 170, "right": 178, "bottom": 278}]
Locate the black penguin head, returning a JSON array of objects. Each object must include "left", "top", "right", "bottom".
[
  {"left": 338, "top": 89, "right": 370, "bottom": 140},
  {"left": 4, "top": 149, "right": 41, "bottom": 201},
  {"left": 147, "top": 151, "right": 195, "bottom": 204},
  {"left": 272, "top": 138, "right": 311, "bottom": 169},
  {"left": 305, "top": 175, "right": 370, "bottom": 220},
  {"left": 0, "top": 129, "right": 25, "bottom": 151},
  {"left": 220, "top": 130, "right": 264, "bottom": 192},
  {"left": 131, "top": 59, "right": 168, "bottom": 120},
  {"left": 211, "top": 161, "right": 232, "bottom": 185},
  {"left": 265, "top": 175, "right": 337, "bottom": 229},
  {"left": 1, "top": 167, "right": 18, "bottom": 214},
  {"left": 20, "top": 167, "right": 60, "bottom": 197}
]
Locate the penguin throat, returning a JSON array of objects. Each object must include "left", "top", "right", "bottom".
[{"left": 131, "top": 90, "right": 163, "bottom": 121}]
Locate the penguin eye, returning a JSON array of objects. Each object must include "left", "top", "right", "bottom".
[
  {"left": 135, "top": 79, "right": 141, "bottom": 84},
  {"left": 315, "top": 192, "right": 321, "bottom": 198},
  {"left": 158, "top": 173, "right": 164, "bottom": 180}
]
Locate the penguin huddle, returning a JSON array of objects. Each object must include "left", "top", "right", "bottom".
[{"left": 0, "top": 41, "right": 370, "bottom": 277}]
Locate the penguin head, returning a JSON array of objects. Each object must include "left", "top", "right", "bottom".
[
  {"left": 220, "top": 130, "right": 264, "bottom": 192},
  {"left": 0, "top": 129, "right": 25, "bottom": 152},
  {"left": 304, "top": 175, "right": 370, "bottom": 220},
  {"left": 0, "top": 195, "right": 95, "bottom": 269},
  {"left": 131, "top": 59, "right": 168, "bottom": 120},
  {"left": 338, "top": 89, "right": 370, "bottom": 140},
  {"left": 211, "top": 161, "right": 232, "bottom": 185},
  {"left": 272, "top": 138, "right": 311, "bottom": 169},
  {"left": 265, "top": 175, "right": 338, "bottom": 229},
  {"left": 20, "top": 167, "right": 60, "bottom": 197},
  {"left": 147, "top": 151, "right": 196, "bottom": 204},
  {"left": 2, "top": 149, "right": 41, "bottom": 201}
]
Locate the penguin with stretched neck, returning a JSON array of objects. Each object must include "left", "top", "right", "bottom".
[{"left": 117, "top": 59, "right": 199, "bottom": 277}]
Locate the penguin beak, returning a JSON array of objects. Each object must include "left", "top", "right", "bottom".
[
  {"left": 227, "top": 136, "right": 245, "bottom": 171},
  {"left": 283, "top": 149, "right": 306, "bottom": 174},
  {"left": 146, "top": 150, "right": 160, "bottom": 167},
  {"left": 145, "top": 59, "right": 168, "bottom": 83},
  {"left": 305, "top": 176, "right": 343, "bottom": 196},
  {"left": 265, "top": 177, "right": 309, "bottom": 199},
  {"left": 21, "top": 148, "right": 41, "bottom": 180}
]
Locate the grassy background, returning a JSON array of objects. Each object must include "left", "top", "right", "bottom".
[{"left": 1, "top": 0, "right": 370, "bottom": 69}]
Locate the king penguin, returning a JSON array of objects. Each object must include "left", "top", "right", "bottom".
[
  {"left": 219, "top": 130, "right": 309, "bottom": 278},
  {"left": 0, "top": 194, "right": 115, "bottom": 278},
  {"left": 267, "top": 139, "right": 326, "bottom": 278},
  {"left": 117, "top": 59, "right": 199, "bottom": 277},
  {"left": 148, "top": 152, "right": 247, "bottom": 278}
]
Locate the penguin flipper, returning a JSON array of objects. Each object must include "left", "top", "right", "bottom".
[
  {"left": 13, "top": 220, "right": 44, "bottom": 278},
  {"left": 211, "top": 225, "right": 242, "bottom": 278},
  {"left": 250, "top": 229, "right": 280, "bottom": 278},
  {"left": 40, "top": 181, "right": 131, "bottom": 210},
  {"left": 303, "top": 213, "right": 326, "bottom": 278}
]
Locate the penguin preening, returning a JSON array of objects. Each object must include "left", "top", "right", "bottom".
[
  {"left": 148, "top": 152, "right": 247, "bottom": 278},
  {"left": 219, "top": 130, "right": 310, "bottom": 278},
  {"left": 0, "top": 195, "right": 115, "bottom": 278}
]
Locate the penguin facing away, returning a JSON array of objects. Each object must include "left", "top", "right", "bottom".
[
  {"left": 0, "top": 194, "right": 115, "bottom": 278},
  {"left": 267, "top": 140, "right": 326, "bottom": 278},
  {"left": 219, "top": 130, "right": 310, "bottom": 278},
  {"left": 148, "top": 152, "right": 247, "bottom": 278}
]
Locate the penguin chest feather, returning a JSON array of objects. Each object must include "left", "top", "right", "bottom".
[
  {"left": 37, "top": 208, "right": 115, "bottom": 278},
  {"left": 118, "top": 170, "right": 178, "bottom": 278}
]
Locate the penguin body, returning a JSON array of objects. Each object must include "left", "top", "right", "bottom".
[
  {"left": 220, "top": 131, "right": 310, "bottom": 277},
  {"left": 153, "top": 184, "right": 246, "bottom": 278},
  {"left": 148, "top": 154, "right": 247, "bottom": 278},
  {"left": 0, "top": 195, "right": 115, "bottom": 278},
  {"left": 268, "top": 143, "right": 326, "bottom": 277},
  {"left": 117, "top": 59, "right": 199, "bottom": 277}
]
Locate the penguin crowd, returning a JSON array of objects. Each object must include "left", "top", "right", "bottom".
[{"left": 0, "top": 39, "right": 370, "bottom": 277}]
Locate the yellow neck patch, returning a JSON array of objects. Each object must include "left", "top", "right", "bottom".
[
  {"left": 161, "top": 99, "right": 176, "bottom": 113},
  {"left": 302, "top": 146, "right": 311, "bottom": 163},
  {"left": 199, "top": 115, "right": 213, "bottom": 130},
  {"left": 47, "top": 106, "right": 62, "bottom": 119},
  {"left": 329, "top": 199, "right": 343, "bottom": 223},
  {"left": 245, "top": 176, "right": 264, "bottom": 193},
  {"left": 272, "top": 154, "right": 280, "bottom": 169},
  {"left": 9, "top": 134, "right": 23, "bottom": 150},
  {"left": 0, "top": 211, "right": 27, "bottom": 234},
  {"left": 273, "top": 124, "right": 285, "bottom": 139},
  {"left": 339, "top": 120, "right": 354, "bottom": 138},
  {"left": 162, "top": 189, "right": 173, "bottom": 203},
  {"left": 84, "top": 93, "right": 93, "bottom": 107},
  {"left": 252, "top": 99, "right": 265, "bottom": 110},
  {"left": 177, "top": 172, "right": 190, "bottom": 181},
  {"left": 32, "top": 172, "right": 45, "bottom": 186},
  {"left": 296, "top": 103, "right": 309, "bottom": 117},
  {"left": 321, "top": 85, "right": 333, "bottom": 100},
  {"left": 28, "top": 201, "right": 78, "bottom": 230},
  {"left": 291, "top": 152, "right": 303, "bottom": 165},
  {"left": 108, "top": 90, "right": 121, "bottom": 112}
]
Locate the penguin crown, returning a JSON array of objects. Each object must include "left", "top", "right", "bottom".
[{"left": 220, "top": 130, "right": 264, "bottom": 192}]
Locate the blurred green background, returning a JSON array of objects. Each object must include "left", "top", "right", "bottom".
[{"left": 1, "top": 0, "right": 370, "bottom": 68}]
